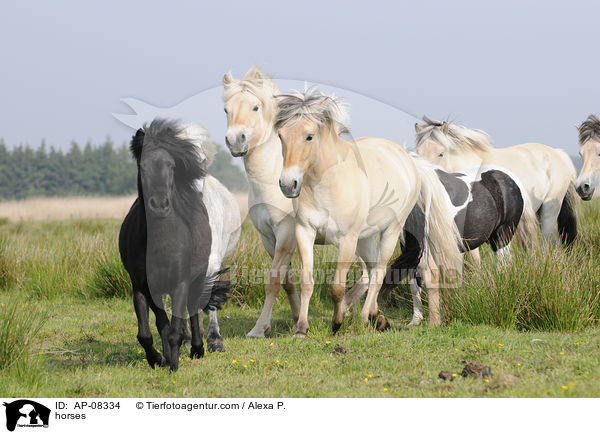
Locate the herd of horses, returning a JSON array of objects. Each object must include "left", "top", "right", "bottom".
[{"left": 118, "top": 66, "right": 600, "bottom": 371}]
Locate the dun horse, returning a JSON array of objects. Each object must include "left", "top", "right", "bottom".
[
  {"left": 275, "top": 89, "right": 463, "bottom": 334},
  {"left": 575, "top": 114, "right": 600, "bottom": 200},
  {"left": 119, "top": 119, "right": 239, "bottom": 371},
  {"left": 222, "top": 67, "right": 369, "bottom": 337},
  {"left": 416, "top": 118, "right": 578, "bottom": 251}
]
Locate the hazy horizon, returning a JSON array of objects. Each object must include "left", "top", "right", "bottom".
[{"left": 1, "top": 1, "right": 598, "bottom": 156}]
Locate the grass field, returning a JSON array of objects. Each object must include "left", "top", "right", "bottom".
[{"left": 1, "top": 199, "right": 600, "bottom": 397}]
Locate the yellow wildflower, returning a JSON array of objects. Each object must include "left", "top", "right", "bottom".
[
  {"left": 250, "top": 359, "right": 255, "bottom": 363},
  {"left": 559, "top": 352, "right": 565, "bottom": 355},
  {"left": 568, "top": 382, "right": 574, "bottom": 386},
  {"left": 269, "top": 342, "right": 275, "bottom": 346},
  {"left": 383, "top": 388, "right": 388, "bottom": 391},
  {"left": 232, "top": 359, "right": 237, "bottom": 364},
  {"left": 325, "top": 341, "right": 331, "bottom": 344},
  {"left": 561, "top": 385, "right": 568, "bottom": 390},
  {"left": 364, "top": 378, "right": 368, "bottom": 382},
  {"left": 498, "top": 343, "right": 503, "bottom": 347},
  {"left": 368, "top": 374, "right": 373, "bottom": 378},
  {"left": 243, "top": 365, "right": 248, "bottom": 369},
  {"left": 452, "top": 373, "right": 458, "bottom": 377},
  {"left": 484, "top": 379, "right": 490, "bottom": 383}
]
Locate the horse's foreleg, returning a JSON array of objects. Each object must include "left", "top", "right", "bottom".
[
  {"left": 147, "top": 292, "right": 171, "bottom": 367},
  {"left": 465, "top": 248, "right": 481, "bottom": 266},
  {"left": 539, "top": 201, "right": 561, "bottom": 240},
  {"left": 133, "top": 287, "right": 165, "bottom": 368},
  {"left": 294, "top": 224, "right": 316, "bottom": 338},
  {"left": 247, "top": 228, "right": 296, "bottom": 338},
  {"left": 331, "top": 235, "right": 359, "bottom": 334},
  {"left": 167, "top": 282, "right": 189, "bottom": 371},
  {"left": 345, "top": 238, "right": 377, "bottom": 308},
  {"left": 206, "top": 307, "right": 226, "bottom": 352}
]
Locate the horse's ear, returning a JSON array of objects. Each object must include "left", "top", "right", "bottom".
[
  {"left": 441, "top": 121, "right": 449, "bottom": 135},
  {"left": 222, "top": 72, "right": 233, "bottom": 87},
  {"left": 130, "top": 128, "right": 145, "bottom": 161},
  {"left": 415, "top": 123, "right": 423, "bottom": 133},
  {"left": 575, "top": 124, "right": 580, "bottom": 131},
  {"left": 244, "top": 66, "right": 264, "bottom": 81}
]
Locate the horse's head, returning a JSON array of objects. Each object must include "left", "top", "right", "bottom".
[
  {"left": 575, "top": 115, "right": 600, "bottom": 200},
  {"left": 415, "top": 117, "right": 489, "bottom": 172},
  {"left": 275, "top": 89, "right": 349, "bottom": 198},
  {"left": 132, "top": 119, "right": 207, "bottom": 219},
  {"left": 222, "top": 67, "right": 279, "bottom": 157}
]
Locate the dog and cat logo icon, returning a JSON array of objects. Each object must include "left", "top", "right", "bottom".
[{"left": 3, "top": 400, "right": 50, "bottom": 432}]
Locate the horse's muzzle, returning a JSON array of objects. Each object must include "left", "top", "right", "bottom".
[
  {"left": 279, "top": 167, "right": 303, "bottom": 198},
  {"left": 148, "top": 195, "right": 172, "bottom": 217}
]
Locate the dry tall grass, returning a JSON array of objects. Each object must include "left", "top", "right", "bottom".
[{"left": 0, "top": 193, "right": 248, "bottom": 222}]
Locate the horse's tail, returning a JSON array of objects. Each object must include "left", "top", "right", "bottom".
[
  {"left": 513, "top": 194, "right": 539, "bottom": 249},
  {"left": 204, "top": 267, "right": 233, "bottom": 311},
  {"left": 558, "top": 182, "right": 578, "bottom": 248},
  {"left": 412, "top": 158, "right": 463, "bottom": 286},
  {"left": 381, "top": 207, "right": 425, "bottom": 296}
]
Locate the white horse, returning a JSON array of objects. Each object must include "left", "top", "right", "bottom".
[
  {"left": 222, "top": 67, "right": 369, "bottom": 337},
  {"left": 276, "top": 89, "right": 463, "bottom": 335},
  {"left": 416, "top": 118, "right": 578, "bottom": 252},
  {"left": 181, "top": 123, "right": 241, "bottom": 351},
  {"left": 575, "top": 114, "right": 600, "bottom": 200}
]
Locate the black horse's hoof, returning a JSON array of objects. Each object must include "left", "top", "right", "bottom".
[
  {"left": 190, "top": 345, "right": 205, "bottom": 359},
  {"left": 331, "top": 321, "right": 342, "bottom": 334},
  {"left": 148, "top": 352, "right": 167, "bottom": 369},
  {"left": 207, "top": 339, "right": 226, "bottom": 353}
]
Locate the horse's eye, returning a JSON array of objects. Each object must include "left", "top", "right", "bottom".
[
  {"left": 438, "top": 152, "right": 444, "bottom": 158},
  {"left": 224, "top": 108, "right": 228, "bottom": 114},
  {"left": 306, "top": 134, "right": 314, "bottom": 142},
  {"left": 252, "top": 105, "right": 259, "bottom": 112}
]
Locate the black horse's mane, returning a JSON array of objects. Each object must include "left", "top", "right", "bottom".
[
  {"left": 129, "top": 118, "right": 207, "bottom": 226},
  {"left": 579, "top": 114, "right": 600, "bottom": 145}
]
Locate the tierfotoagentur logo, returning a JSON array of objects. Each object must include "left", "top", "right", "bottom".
[{"left": 3, "top": 400, "right": 50, "bottom": 432}]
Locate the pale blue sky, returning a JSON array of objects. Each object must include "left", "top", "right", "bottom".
[{"left": 1, "top": 0, "right": 598, "bottom": 155}]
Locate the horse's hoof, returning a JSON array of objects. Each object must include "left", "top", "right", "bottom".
[
  {"left": 148, "top": 352, "right": 167, "bottom": 369},
  {"left": 292, "top": 332, "right": 307, "bottom": 339},
  {"left": 406, "top": 318, "right": 423, "bottom": 328},
  {"left": 190, "top": 345, "right": 205, "bottom": 359},
  {"left": 331, "top": 322, "right": 342, "bottom": 334},
  {"left": 375, "top": 312, "right": 390, "bottom": 331},
  {"left": 247, "top": 325, "right": 270, "bottom": 338},
  {"left": 207, "top": 340, "right": 226, "bottom": 353}
]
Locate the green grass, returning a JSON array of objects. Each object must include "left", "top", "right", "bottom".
[{"left": 1, "top": 201, "right": 600, "bottom": 397}]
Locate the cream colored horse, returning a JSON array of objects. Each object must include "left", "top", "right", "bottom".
[
  {"left": 222, "top": 68, "right": 369, "bottom": 337},
  {"left": 276, "top": 89, "right": 462, "bottom": 336},
  {"left": 575, "top": 114, "right": 600, "bottom": 201},
  {"left": 416, "top": 118, "right": 578, "bottom": 249}
]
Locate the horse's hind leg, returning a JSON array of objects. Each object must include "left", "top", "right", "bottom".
[
  {"left": 407, "top": 269, "right": 424, "bottom": 327},
  {"left": 539, "top": 200, "right": 561, "bottom": 240},
  {"left": 206, "top": 307, "right": 226, "bottom": 352},
  {"left": 188, "top": 307, "right": 204, "bottom": 359},
  {"left": 133, "top": 287, "right": 166, "bottom": 368},
  {"left": 417, "top": 254, "right": 442, "bottom": 326}
]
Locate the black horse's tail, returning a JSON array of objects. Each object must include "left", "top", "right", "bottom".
[
  {"left": 204, "top": 268, "right": 233, "bottom": 311},
  {"left": 380, "top": 207, "right": 425, "bottom": 296},
  {"left": 558, "top": 183, "right": 578, "bottom": 248}
]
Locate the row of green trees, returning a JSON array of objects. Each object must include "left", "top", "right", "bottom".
[{"left": 0, "top": 139, "right": 247, "bottom": 200}]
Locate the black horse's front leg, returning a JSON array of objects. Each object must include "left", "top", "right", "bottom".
[
  {"left": 168, "top": 281, "right": 190, "bottom": 371},
  {"left": 188, "top": 311, "right": 205, "bottom": 359},
  {"left": 133, "top": 286, "right": 165, "bottom": 368}
]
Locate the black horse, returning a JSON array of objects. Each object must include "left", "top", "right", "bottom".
[
  {"left": 119, "top": 118, "right": 231, "bottom": 371},
  {"left": 383, "top": 164, "right": 533, "bottom": 326}
]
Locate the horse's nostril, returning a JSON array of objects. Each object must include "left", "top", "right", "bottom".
[
  {"left": 293, "top": 180, "right": 298, "bottom": 190},
  {"left": 583, "top": 183, "right": 590, "bottom": 192},
  {"left": 240, "top": 133, "right": 246, "bottom": 142},
  {"left": 149, "top": 197, "right": 158, "bottom": 209}
]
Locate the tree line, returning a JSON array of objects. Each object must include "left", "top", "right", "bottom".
[{"left": 0, "top": 138, "right": 247, "bottom": 200}]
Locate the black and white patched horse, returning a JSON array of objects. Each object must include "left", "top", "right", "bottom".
[
  {"left": 119, "top": 118, "right": 239, "bottom": 371},
  {"left": 383, "top": 164, "right": 534, "bottom": 326}
]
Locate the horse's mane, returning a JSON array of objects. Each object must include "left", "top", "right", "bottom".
[
  {"left": 222, "top": 66, "right": 279, "bottom": 109},
  {"left": 415, "top": 116, "right": 493, "bottom": 153},
  {"left": 274, "top": 87, "right": 351, "bottom": 135},
  {"left": 129, "top": 118, "right": 209, "bottom": 225},
  {"left": 578, "top": 114, "right": 600, "bottom": 145}
]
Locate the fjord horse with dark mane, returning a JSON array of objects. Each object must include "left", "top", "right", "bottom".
[{"left": 119, "top": 118, "right": 233, "bottom": 371}]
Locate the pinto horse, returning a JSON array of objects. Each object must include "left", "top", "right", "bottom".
[
  {"left": 119, "top": 118, "right": 236, "bottom": 371},
  {"left": 383, "top": 163, "right": 535, "bottom": 326},
  {"left": 416, "top": 118, "right": 577, "bottom": 251},
  {"left": 275, "top": 89, "right": 463, "bottom": 334}
]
